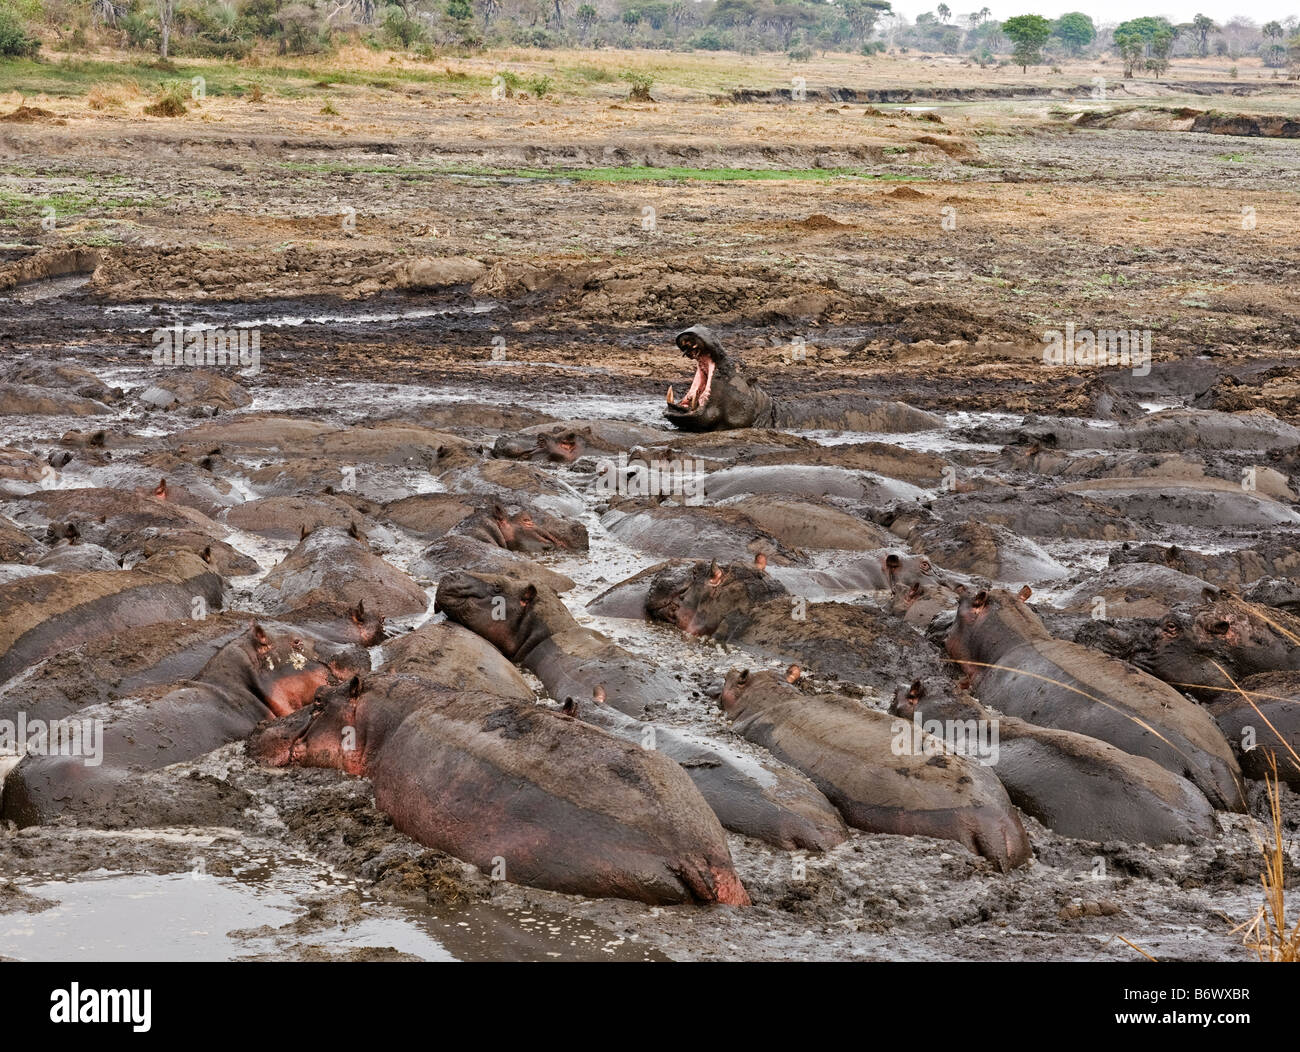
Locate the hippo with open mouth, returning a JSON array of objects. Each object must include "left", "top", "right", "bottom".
[
  {"left": 662, "top": 326, "right": 941, "bottom": 433},
  {"left": 663, "top": 326, "right": 774, "bottom": 431}
]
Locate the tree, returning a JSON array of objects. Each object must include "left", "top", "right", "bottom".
[
  {"left": 1113, "top": 16, "right": 1176, "bottom": 76},
  {"left": 1002, "top": 13, "right": 1051, "bottom": 71},
  {"left": 936, "top": 3, "right": 949, "bottom": 23},
  {"left": 840, "top": 0, "right": 890, "bottom": 45},
  {"left": 574, "top": 1, "right": 596, "bottom": 38},
  {"left": 1191, "top": 13, "right": 1215, "bottom": 56},
  {"left": 1054, "top": 11, "right": 1094, "bottom": 55},
  {"left": 156, "top": 0, "right": 177, "bottom": 57}
]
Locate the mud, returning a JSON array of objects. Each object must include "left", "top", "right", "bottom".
[{"left": 0, "top": 57, "right": 1297, "bottom": 961}]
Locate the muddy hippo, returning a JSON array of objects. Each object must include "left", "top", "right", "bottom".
[
  {"left": 1014, "top": 408, "right": 1300, "bottom": 453},
  {"left": 1203, "top": 671, "right": 1300, "bottom": 786},
  {"left": 2, "top": 623, "right": 368, "bottom": 826},
  {"left": 249, "top": 673, "right": 750, "bottom": 906},
  {"left": 704, "top": 466, "right": 924, "bottom": 505},
  {"left": 878, "top": 505, "right": 1067, "bottom": 583},
  {"left": 412, "top": 535, "right": 576, "bottom": 594},
  {"left": 601, "top": 500, "right": 802, "bottom": 565},
  {"left": 932, "top": 488, "right": 1142, "bottom": 541},
  {"left": 646, "top": 557, "right": 945, "bottom": 691},
  {"left": 220, "top": 494, "right": 379, "bottom": 540},
  {"left": 451, "top": 502, "right": 589, "bottom": 554},
  {"left": 1061, "top": 478, "right": 1300, "bottom": 530},
  {"left": 662, "top": 326, "right": 940, "bottom": 433},
  {"left": 0, "top": 610, "right": 376, "bottom": 728},
  {"left": 380, "top": 620, "right": 534, "bottom": 698},
  {"left": 717, "top": 669, "right": 1031, "bottom": 870},
  {"left": 433, "top": 571, "right": 848, "bottom": 850},
  {"left": 1109, "top": 541, "right": 1300, "bottom": 593},
  {"left": 946, "top": 588, "right": 1246, "bottom": 812},
  {"left": 0, "top": 550, "right": 226, "bottom": 687},
  {"left": 1052, "top": 563, "right": 1220, "bottom": 620},
  {"left": 492, "top": 427, "right": 588, "bottom": 463},
  {"left": 890, "top": 680, "right": 1216, "bottom": 845},
  {"left": 254, "top": 525, "right": 428, "bottom": 620},
  {"left": 1127, "top": 598, "right": 1300, "bottom": 700}
]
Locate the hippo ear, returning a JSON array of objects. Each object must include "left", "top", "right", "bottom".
[
  {"left": 201, "top": 545, "right": 212, "bottom": 564},
  {"left": 561, "top": 697, "right": 579, "bottom": 716},
  {"left": 352, "top": 599, "right": 366, "bottom": 623},
  {"left": 491, "top": 502, "right": 509, "bottom": 522},
  {"left": 785, "top": 664, "right": 801, "bottom": 684},
  {"left": 345, "top": 675, "right": 363, "bottom": 700},
  {"left": 737, "top": 668, "right": 750, "bottom": 683},
  {"left": 708, "top": 559, "right": 723, "bottom": 587},
  {"left": 907, "top": 583, "right": 922, "bottom": 600},
  {"left": 1201, "top": 587, "right": 1219, "bottom": 603},
  {"left": 592, "top": 685, "right": 607, "bottom": 704},
  {"left": 155, "top": 478, "right": 168, "bottom": 499},
  {"left": 971, "top": 590, "right": 988, "bottom": 609},
  {"left": 1017, "top": 585, "right": 1033, "bottom": 602},
  {"left": 251, "top": 623, "right": 271, "bottom": 649},
  {"left": 347, "top": 521, "right": 363, "bottom": 541},
  {"left": 953, "top": 582, "right": 967, "bottom": 596},
  {"left": 754, "top": 552, "right": 768, "bottom": 572},
  {"left": 908, "top": 679, "right": 924, "bottom": 701},
  {"left": 520, "top": 584, "right": 537, "bottom": 607},
  {"left": 300, "top": 524, "right": 310, "bottom": 541}
]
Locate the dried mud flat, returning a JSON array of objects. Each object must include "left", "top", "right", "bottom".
[{"left": 1, "top": 55, "right": 1298, "bottom": 961}]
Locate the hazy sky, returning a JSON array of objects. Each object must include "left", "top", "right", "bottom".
[{"left": 888, "top": 3, "right": 1298, "bottom": 26}]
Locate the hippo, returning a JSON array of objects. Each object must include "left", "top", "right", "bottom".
[
  {"left": 8, "top": 486, "right": 234, "bottom": 556},
  {"left": 0, "top": 610, "right": 376, "bottom": 727},
  {"left": 704, "top": 466, "right": 924, "bottom": 505},
  {"left": 1125, "top": 597, "right": 1300, "bottom": 700},
  {"left": 433, "top": 571, "right": 849, "bottom": 850},
  {"left": 412, "top": 535, "right": 576, "bottom": 594},
  {"left": 600, "top": 500, "right": 802, "bottom": 565},
  {"left": 878, "top": 505, "right": 1067, "bottom": 583},
  {"left": 450, "top": 501, "right": 589, "bottom": 554},
  {"left": 662, "top": 326, "right": 940, "bottom": 433},
  {"left": 736, "top": 440, "right": 951, "bottom": 488},
  {"left": 646, "top": 557, "right": 945, "bottom": 691},
  {"left": 945, "top": 588, "right": 1246, "bottom": 812},
  {"left": 492, "top": 428, "right": 588, "bottom": 463},
  {"left": 932, "top": 488, "right": 1142, "bottom": 541},
  {"left": 379, "top": 620, "right": 536, "bottom": 698},
  {"left": 438, "top": 460, "right": 585, "bottom": 518},
  {"left": 35, "top": 540, "right": 120, "bottom": 573},
  {"left": 1203, "top": 671, "right": 1300, "bottom": 786},
  {"left": 0, "top": 550, "right": 226, "bottom": 687},
  {"left": 2, "top": 622, "right": 369, "bottom": 826},
  {"left": 253, "top": 525, "right": 428, "bottom": 620},
  {"left": 220, "top": 494, "right": 379, "bottom": 541},
  {"left": 716, "top": 668, "right": 1031, "bottom": 870},
  {"left": 1008, "top": 408, "right": 1300, "bottom": 454},
  {"left": 1109, "top": 541, "right": 1300, "bottom": 593},
  {"left": 249, "top": 673, "right": 750, "bottom": 906},
  {"left": 383, "top": 493, "right": 480, "bottom": 539},
  {"left": 1051, "top": 563, "right": 1220, "bottom": 620},
  {"left": 723, "top": 497, "right": 896, "bottom": 553},
  {"left": 890, "top": 680, "right": 1216, "bottom": 845},
  {"left": 1061, "top": 478, "right": 1300, "bottom": 530}
]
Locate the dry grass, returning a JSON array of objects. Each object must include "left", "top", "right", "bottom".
[{"left": 1234, "top": 756, "right": 1299, "bottom": 962}]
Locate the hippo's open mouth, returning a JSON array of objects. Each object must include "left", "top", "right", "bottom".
[{"left": 667, "top": 341, "right": 717, "bottom": 415}]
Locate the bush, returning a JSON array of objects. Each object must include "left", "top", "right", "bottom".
[
  {"left": 690, "top": 30, "right": 726, "bottom": 51},
  {"left": 620, "top": 69, "right": 654, "bottom": 100},
  {"left": 860, "top": 40, "right": 885, "bottom": 55},
  {"left": 382, "top": 5, "right": 424, "bottom": 47},
  {"left": 143, "top": 81, "right": 190, "bottom": 117},
  {"left": 527, "top": 74, "right": 553, "bottom": 98},
  {"left": 0, "top": 5, "right": 40, "bottom": 57},
  {"left": 787, "top": 44, "right": 812, "bottom": 61}
]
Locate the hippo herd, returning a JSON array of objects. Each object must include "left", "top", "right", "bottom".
[{"left": 1, "top": 327, "right": 1298, "bottom": 908}]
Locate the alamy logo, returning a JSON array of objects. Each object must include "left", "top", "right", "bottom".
[
  {"left": 890, "top": 713, "right": 1000, "bottom": 766},
  {"left": 50, "top": 984, "right": 151, "bottom": 1032},
  {"left": 0, "top": 714, "right": 102, "bottom": 766},
  {"left": 1042, "top": 322, "right": 1151, "bottom": 377},
  {"left": 594, "top": 454, "right": 706, "bottom": 505},
  {"left": 151, "top": 323, "right": 261, "bottom": 374}
]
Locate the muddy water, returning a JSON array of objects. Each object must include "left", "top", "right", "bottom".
[{"left": 2, "top": 339, "right": 1293, "bottom": 961}]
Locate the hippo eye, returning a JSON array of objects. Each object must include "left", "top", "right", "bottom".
[
  {"left": 1162, "top": 621, "right": 1180, "bottom": 637},
  {"left": 920, "top": 560, "right": 931, "bottom": 573}
]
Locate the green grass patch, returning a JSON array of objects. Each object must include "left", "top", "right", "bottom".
[{"left": 0, "top": 187, "right": 157, "bottom": 225}]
